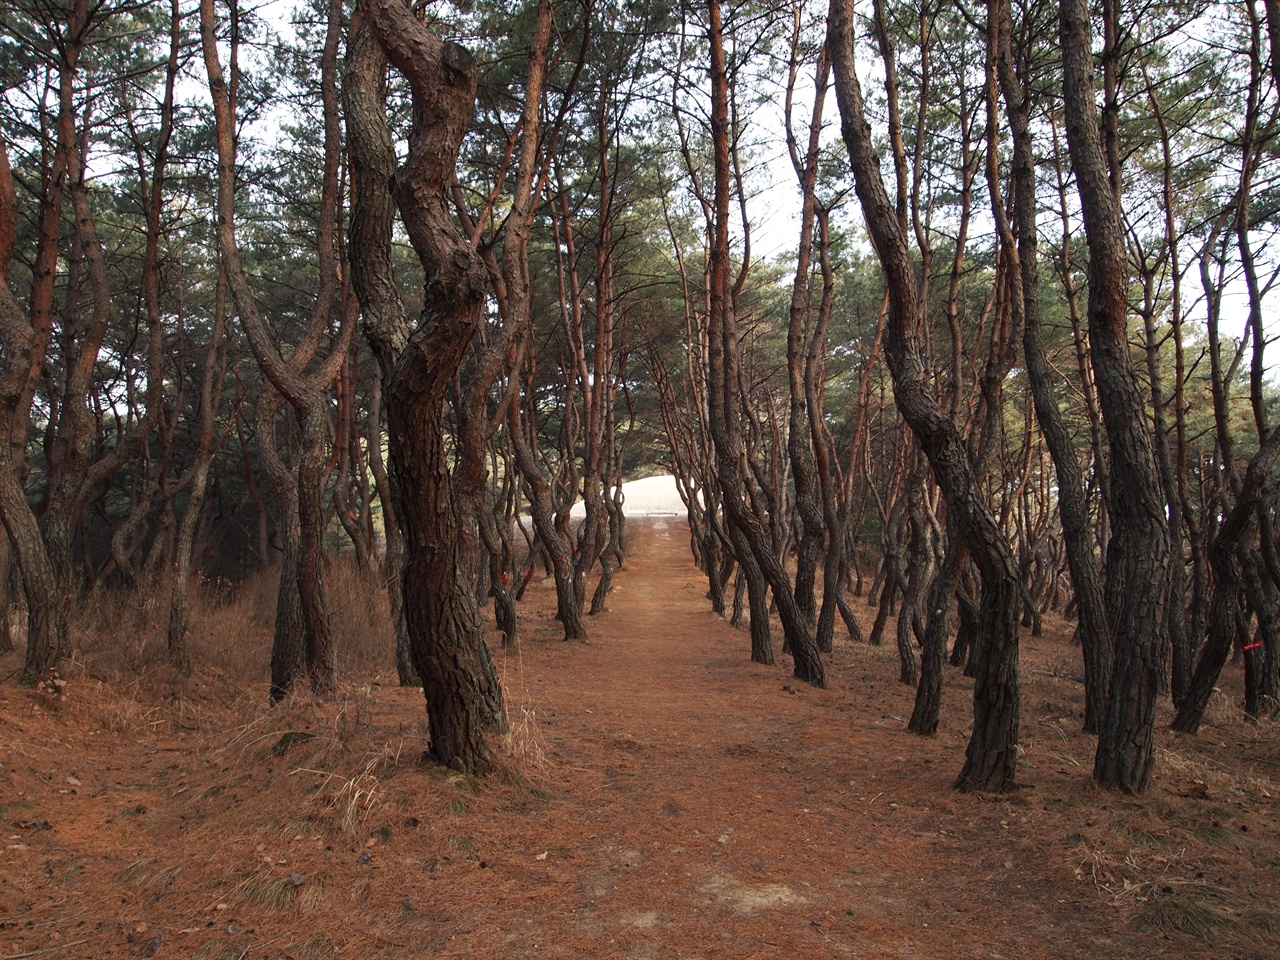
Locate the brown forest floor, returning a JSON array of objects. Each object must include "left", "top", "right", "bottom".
[{"left": 2, "top": 517, "right": 1279, "bottom": 960}]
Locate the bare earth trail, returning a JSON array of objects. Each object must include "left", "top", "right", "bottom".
[
  {"left": 499, "top": 517, "right": 1108, "bottom": 960},
  {"left": 2, "top": 517, "right": 1278, "bottom": 959}
]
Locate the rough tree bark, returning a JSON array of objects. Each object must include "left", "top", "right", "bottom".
[
  {"left": 990, "top": 0, "right": 1112, "bottom": 735},
  {"left": 201, "top": 0, "right": 351, "bottom": 697},
  {"left": 1061, "top": 0, "right": 1173, "bottom": 793},
  {"left": 0, "top": 140, "right": 64, "bottom": 683},
  {"left": 709, "top": 0, "right": 823, "bottom": 685},
  {"left": 783, "top": 36, "right": 832, "bottom": 632},
  {"left": 347, "top": 0, "right": 504, "bottom": 773},
  {"left": 829, "top": 0, "right": 1022, "bottom": 791}
]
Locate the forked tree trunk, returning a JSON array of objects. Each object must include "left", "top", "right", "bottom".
[
  {"left": 784, "top": 46, "right": 832, "bottom": 632},
  {"left": 1061, "top": 0, "right": 1173, "bottom": 793},
  {"left": 590, "top": 474, "right": 625, "bottom": 615},
  {"left": 991, "top": 0, "right": 1111, "bottom": 734},
  {"left": 829, "top": 0, "right": 1022, "bottom": 791},
  {"left": 202, "top": 0, "right": 348, "bottom": 698},
  {"left": 508, "top": 416, "right": 589, "bottom": 641},
  {"left": 348, "top": 0, "right": 504, "bottom": 773},
  {"left": 0, "top": 132, "right": 66, "bottom": 683},
  {"left": 708, "top": 0, "right": 822, "bottom": 686}
]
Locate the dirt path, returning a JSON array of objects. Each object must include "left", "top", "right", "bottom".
[
  {"left": 1, "top": 518, "right": 1277, "bottom": 959},
  {"left": 498, "top": 517, "right": 1105, "bottom": 960}
]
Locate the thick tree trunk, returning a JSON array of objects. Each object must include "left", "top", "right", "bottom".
[
  {"left": 349, "top": 0, "right": 505, "bottom": 771},
  {"left": 0, "top": 137, "right": 65, "bottom": 681},
  {"left": 1174, "top": 421, "right": 1280, "bottom": 732},
  {"left": 992, "top": 0, "right": 1111, "bottom": 735},
  {"left": 297, "top": 405, "right": 336, "bottom": 695},
  {"left": 3, "top": 462, "right": 64, "bottom": 683},
  {"left": 269, "top": 498, "right": 308, "bottom": 700},
  {"left": 1061, "top": 0, "right": 1173, "bottom": 793},
  {"left": 829, "top": 0, "right": 1021, "bottom": 791},
  {"left": 392, "top": 388, "right": 503, "bottom": 772},
  {"left": 254, "top": 393, "right": 307, "bottom": 701}
]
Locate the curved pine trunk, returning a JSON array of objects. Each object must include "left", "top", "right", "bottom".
[{"left": 829, "top": 0, "right": 1022, "bottom": 791}]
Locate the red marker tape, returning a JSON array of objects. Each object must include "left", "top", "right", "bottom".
[
  {"left": 501, "top": 572, "right": 509, "bottom": 584},
  {"left": 1243, "top": 641, "right": 1263, "bottom": 652}
]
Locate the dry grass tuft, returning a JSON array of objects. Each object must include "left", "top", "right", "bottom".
[
  {"left": 325, "top": 557, "right": 396, "bottom": 676},
  {"left": 1132, "top": 895, "right": 1233, "bottom": 938},
  {"left": 287, "top": 934, "right": 338, "bottom": 957},
  {"left": 1071, "top": 835, "right": 1199, "bottom": 904},
  {"left": 295, "top": 874, "right": 332, "bottom": 915},
  {"left": 332, "top": 684, "right": 377, "bottom": 745},
  {"left": 188, "top": 585, "right": 271, "bottom": 682},
  {"left": 1200, "top": 686, "right": 1250, "bottom": 729},
  {"left": 1189, "top": 822, "right": 1247, "bottom": 848},
  {"left": 495, "top": 649, "right": 548, "bottom": 774},
  {"left": 238, "top": 866, "right": 300, "bottom": 910},
  {"left": 119, "top": 857, "right": 184, "bottom": 888},
  {"left": 191, "top": 939, "right": 243, "bottom": 960},
  {"left": 293, "top": 737, "right": 405, "bottom": 833},
  {"left": 1239, "top": 908, "right": 1280, "bottom": 935},
  {"left": 69, "top": 581, "right": 171, "bottom": 679},
  {"left": 498, "top": 701, "right": 547, "bottom": 771},
  {"left": 66, "top": 558, "right": 397, "bottom": 690},
  {"left": 1161, "top": 740, "right": 1280, "bottom": 805}
]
